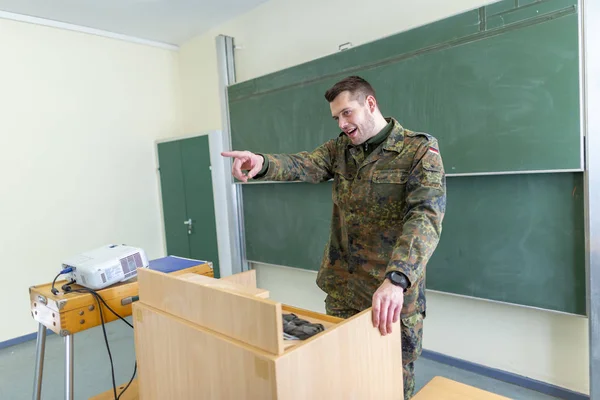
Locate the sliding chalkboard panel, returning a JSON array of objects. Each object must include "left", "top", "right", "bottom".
[
  {"left": 229, "top": 0, "right": 581, "bottom": 173},
  {"left": 243, "top": 173, "right": 586, "bottom": 315}
]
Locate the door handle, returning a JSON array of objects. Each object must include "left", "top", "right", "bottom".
[{"left": 184, "top": 218, "right": 193, "bottom": 235}]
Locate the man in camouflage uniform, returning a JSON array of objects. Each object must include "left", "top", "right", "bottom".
[{"left": 222, "top": 76, "right": 446, "bottom": 399}]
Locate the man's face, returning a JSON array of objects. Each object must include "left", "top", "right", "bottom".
[{"left": 330, "top": 91, "right": 376, "bottom": 145}]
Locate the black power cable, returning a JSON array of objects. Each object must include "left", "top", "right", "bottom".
[
  {"left": 63, "top": 284, "right": 137, "bottom": 400},
  {"left": 51, "top": 267, "right": 73, "bottom": 295}
]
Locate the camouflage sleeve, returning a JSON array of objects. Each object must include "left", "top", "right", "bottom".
[
  {"left": 252, "top": 140, "right": 337, "bottom": 183},
  {"left": 386, "top": 139, "right": 446, "bottom": 287}
]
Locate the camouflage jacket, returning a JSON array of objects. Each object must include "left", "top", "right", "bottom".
[{"left": 254, "top": 118, "right": 446, "bottom": 318}]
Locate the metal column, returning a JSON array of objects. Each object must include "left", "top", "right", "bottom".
[
  {"left": 582, "top": 0, "right": 600, "bottom": 397},
  {"left": 216, "top": 34, "right": 247, "bottom": 275},
  {"left": 65, "top": 334, "right": 74, "bottom": 400},
  {"left": 32, "top": 323, "right": 46, "bottom": 400}
]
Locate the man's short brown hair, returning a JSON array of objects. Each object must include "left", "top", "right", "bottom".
[{"left": 324, "top": 76, "right": 376, "bottom": 103}]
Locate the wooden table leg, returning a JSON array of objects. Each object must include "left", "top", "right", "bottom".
[{"left": 32, "top": 323, "right": 46, "bottom": 400}]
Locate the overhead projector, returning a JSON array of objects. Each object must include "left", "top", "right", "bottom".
[{"left": 61, "top": 244, "right": 149, "bottom": 290}]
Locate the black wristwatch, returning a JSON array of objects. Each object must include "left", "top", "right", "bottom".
[{"left": 386, "top": 271, "right": 410, "bottom": 292}]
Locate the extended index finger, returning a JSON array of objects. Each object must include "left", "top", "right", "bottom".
[{"left": 221, "top": 151, "right": 245, "bottom": 158}]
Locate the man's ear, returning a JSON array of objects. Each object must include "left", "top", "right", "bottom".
[{"left": 366, "top": 95, "right": 377, "bottom": 113}]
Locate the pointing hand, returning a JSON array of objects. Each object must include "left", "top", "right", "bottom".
[{"left": 221, "top": 150, "right": 264, "bottom": 182}]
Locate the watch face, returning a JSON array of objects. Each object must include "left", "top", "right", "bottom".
[{"left": 390, "top": 272, "right": 407, "bottom": 288}]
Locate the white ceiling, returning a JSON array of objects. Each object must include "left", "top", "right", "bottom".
[{"left": 0, "top": 0, "right": 269, "bottom": 46}]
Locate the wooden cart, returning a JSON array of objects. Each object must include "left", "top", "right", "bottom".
[{"left": 28, "top": 257, "right": 213, "bottom": 400}]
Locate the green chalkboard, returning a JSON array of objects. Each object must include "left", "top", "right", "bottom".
[
  {"left": 229, "top": 0, "right": 586, "bottom": 314},
  {"left": 243, "top": 173, "right": 586, "bottom": 315},
  {"left": 229, "top": 0, "right": 581, "bottom": 174}
]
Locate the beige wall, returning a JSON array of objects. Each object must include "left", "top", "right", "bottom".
[
  {"left": 178, "top": 0, "right": 589, "bottom": 394},
  {"left": 179, "top": 34, "right": 222, "bottom": 134},
  {"left": 0, "top": 18, "right": 182, "bottom": 342}
]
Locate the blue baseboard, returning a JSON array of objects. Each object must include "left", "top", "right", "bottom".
[
  {"left": 0, "top": 330, "right": 54, "bottom": 351},
  {"left": 421, "top": 349, "right": 589, "bottom": 400}
]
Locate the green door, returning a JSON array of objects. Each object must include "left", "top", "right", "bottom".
[{"left": 157, "top": 135, "right": 220, "bottom": 277}]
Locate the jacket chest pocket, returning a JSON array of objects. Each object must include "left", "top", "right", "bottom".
[
  {"left": 371, "top": 169, "right": 408, "bottom": 207},
  {"left": 332, "top": 167, "right": 355, "bottom": 207}
]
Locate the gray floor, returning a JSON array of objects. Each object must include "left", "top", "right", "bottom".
[{"left": 0, "top": 319, "right": 563, "bottom": 400}]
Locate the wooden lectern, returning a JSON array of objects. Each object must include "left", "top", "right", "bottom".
[{"left": 132, "top": 267, "right": 403, "bottom": 399}]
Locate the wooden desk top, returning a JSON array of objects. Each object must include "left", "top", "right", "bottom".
[{"left": 413, "top": 376, "right": 511, "bottom": 399}]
